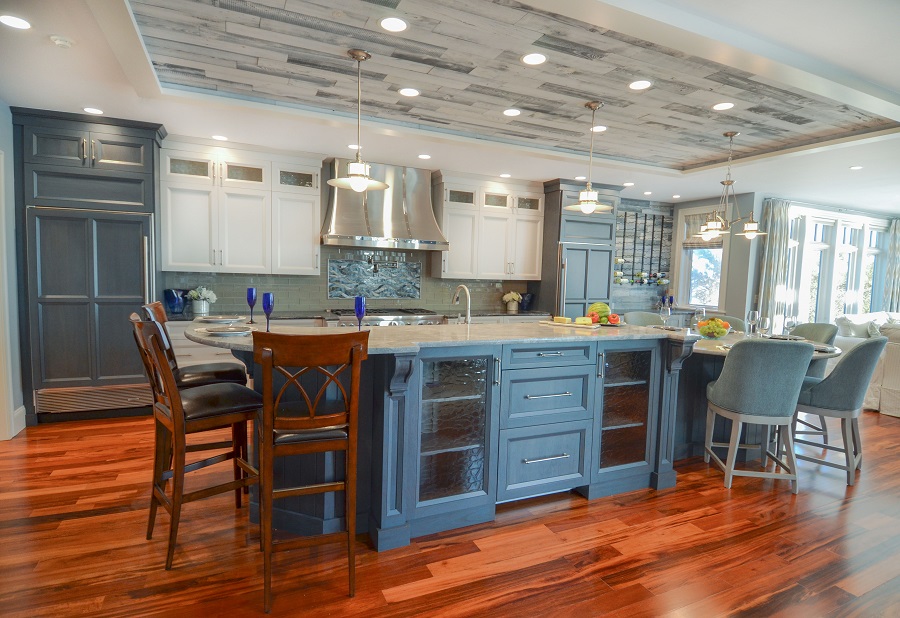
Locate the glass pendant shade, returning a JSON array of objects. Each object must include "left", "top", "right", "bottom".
[{"left": 578, "top": 188, "right": 598, "bottom": 214}]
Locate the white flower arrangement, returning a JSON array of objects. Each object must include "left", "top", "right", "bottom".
[
  {"left": 186, "top": 285, "right": 217, "bottom": 303},
  {"left": 502, "top": 291, "right": 522, "bottom": 303}
]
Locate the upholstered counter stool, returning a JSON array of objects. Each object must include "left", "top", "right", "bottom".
[
  {"left": 704, "top": 339, "right": 814, "bottom": 494},
  {"left": 793, "top": 336, "right": 887, "bottom": 485},
  {"left": 623, "top": 311, "right": 664, "bottom": 326},
  {"left": 790, "top": 322, "right": 839, "bottom": 442}
]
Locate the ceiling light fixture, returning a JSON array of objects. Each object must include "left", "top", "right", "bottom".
[
  {"left": 51, "top": 35, "right": 74, "bottom": 48},
  {"left": 0, "top": 15, "right": 31, "bottom": 29},
  {"left": 500, "top": 173, "right": 511, "bottom": 178},
  {"left": 521, "top": 53, "right": 546, "bottom": 65},
  {"left": 418, "top": 154, "right": 431, "bottom": 159},
  {"left": 327, "top": 49, "right": 389, "bottom": 193},
  {"left": 643, "top": 192, "right": 652, "bottom": 196},
  {"left": 623, "top": 182, "right": 635, "bottom": 187},
  {"left": 591, "top": 125, "right": 607, "bottom": 133},
  {"left": 629, "top": 80, "right": 652, "bottom": 90},
  {"left": 503, "top": 108, "right": 521, "bottom": 117},
  {"left": 563, "top": 101, "right": 612, "bottom": 215},
  {"left": 211, "top": 135, "right": 228, "bottom": 141},
  {"left": 849, "top": 165, "right": 863, "bottom": 170},
  {"left": 673, "top": 195, "right": 681, "bottom": 199},
  {"left": 574, "top": 176, "right": 586, "bottom": 181},
  {"left": 83, "top": 107, "right": 104, "bottom": 115},
  {"left": 379, "top": 17, "right": 407, "bottom": 32},
  {"left": 348, "top": 144, "right": 360, "bottom": 150},
  {"left": 712, "top": 102, "right": 734, "bottom": 111},
  {"left": 398, "top": 88, "right": 419, "bottom": 97}
]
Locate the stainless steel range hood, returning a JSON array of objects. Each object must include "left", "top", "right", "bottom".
[{"left": 321, "top": 159, "right": 449, "bottom": 251}]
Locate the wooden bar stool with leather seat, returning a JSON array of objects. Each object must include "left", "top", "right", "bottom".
[
  {"left": 131, "top": 314, "right": 261, "bottom": 569},
  {"left": 252, "top": 330, "right": 369, "bottom": 613},
  {"left": 142, "top": 301, "right": 248, "bottom": 388},
  {"left": 704, "top": 339, "right": 814, "bottom": 494},
  {"left": 793, "top": 336, "right": 887, "bottom": 485}
]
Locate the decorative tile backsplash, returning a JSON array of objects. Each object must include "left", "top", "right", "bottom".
[{"left": 327, "top": 259, "right": 422, "bottom": 299}]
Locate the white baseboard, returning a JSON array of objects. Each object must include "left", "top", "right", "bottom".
[{"left": 1, "top": 404, "right": 26, "bottom": 440}]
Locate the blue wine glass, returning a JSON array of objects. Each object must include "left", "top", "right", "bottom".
[
  {"left": 246, "top": 287, "right": 257, "bottom": 324},
  {"left": 262, "top": 292, "right": 274, "bottom": 332},
  {"left": 354, "top": 296, "right": 366, "bottom": 331}
]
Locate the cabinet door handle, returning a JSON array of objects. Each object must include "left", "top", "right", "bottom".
[
  {"left": 537, "top": 351, "right": 563, "bottom": 357},
  {"left": 218, "top": 249, "right": 223, "bottom": 265},
  {"left": 81, "top": 138, "right": 87, "bottom": 161},
  {"left": 524, "top": 453, "right": 570, "bottom": 464},
  {"left": 559, "top": 258, "right": 568, "bottom": 315},
  {"left": 598, "top": 352, "right": 605, "bottom": 379},
  {"left": 211, "top": 248, "right": 216, "bottom": 265},
  {"left": 524, "top": 392, "right": 571, "bottom": 399},
  {"left": 212, "top": 161, "right": 216, "bottom": 182},
  {"left": 91, "top": 140, "right": 96, "bottom": 163},
  {"left": 494, "top": 357, "right": 501, "bottom": 385}
]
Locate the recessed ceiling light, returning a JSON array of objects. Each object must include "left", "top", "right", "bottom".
[
  {"left": 51, "top": 35, "right": 74, "bottom": 48},
  {"left": 591, "top": 125, "right": 607, "bottom": 133},
  {"left": 623, "top": 182, "right": 635, "bottom": 187},
  {"left": 643, "top": 191, "right": 652, "bottom": 196},
  {"left": 712, "top": 102, "right": 735, "bottom": 111},
  {"left": 399, "top": 88, "right": 419, "bottom": 97},
  {"left": 500, "top": 173, "right": 511, "bottom": 178},
  {"left": 418, "top": 154, "right": 431, "bottom": 159},
  {"left": 83, "top": 107, "right": 104, "bottom": 115},
  {"left": 629, "top": 80, "right": 652, "bottom": 90},
  {"left": 211, "top": 135, "right": 228, "bottom": 141},
  {"left": 0, "top": 15, "right": 31, "bottom": 29},
  {"left": 521, "top": 53, "right": 546, "bottom": 65},
  {"left": 574, "top": 176, "right": 586, "bottom": 181},
  {"left": 672, "top": 195, "right": 681, "bottom": 199},
  {"left": 348, "top": 144, "right": 360, "bottom": 150},
  {"left": 849, "top": 165, "right": 863, "bottom": 170},
  {"left": 380, "top": 17, "right": 407, "bottom": 32},
  {"left": 503, "top": 108, "right": 521, "bottom": 117}
]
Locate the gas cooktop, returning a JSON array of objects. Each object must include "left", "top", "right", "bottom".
[{"left": 329, "top": 308, "right": 438, "bottom": 317}]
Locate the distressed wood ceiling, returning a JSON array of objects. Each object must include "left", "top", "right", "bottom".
[{"left": 129, "top": 0, "right": 899, "bottom": 170}]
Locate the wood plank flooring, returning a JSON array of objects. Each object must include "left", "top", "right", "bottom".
[{"left": 1, "top": 411, "right": 899, "bottom": 617}]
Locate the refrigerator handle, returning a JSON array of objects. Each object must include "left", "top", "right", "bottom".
[
  {"left": 142, "top": 236, "right": 150, "bottom": 304},
  {"left": 558, "top": 258, "right": 568, "bottom": 316}
]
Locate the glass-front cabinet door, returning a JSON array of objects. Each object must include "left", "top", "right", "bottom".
[{"left": 413, "top": 346, "right": 499, "bottom": 528}]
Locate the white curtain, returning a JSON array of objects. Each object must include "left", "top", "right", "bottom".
[
  {"left": 757, "top": 198, "right": 792, "bottom": 332},
  {"left": 885, "top": 219, "right": 900, "bottom": 311}
]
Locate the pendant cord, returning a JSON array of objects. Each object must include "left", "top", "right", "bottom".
[
  {"left": 587, "top": 106, "right": 596, "bottom": 188},
  {"left": 356, "top": 58, "right": 362, "bottom": 164}
]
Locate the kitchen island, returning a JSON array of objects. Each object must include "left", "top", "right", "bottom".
[{"left": 187, "top": 322, "right": 698, "bottom": 550}]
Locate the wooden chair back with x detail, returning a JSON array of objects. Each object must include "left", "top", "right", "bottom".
[{"left": 252, "top": 329, "right": 369, "bottom": 613}]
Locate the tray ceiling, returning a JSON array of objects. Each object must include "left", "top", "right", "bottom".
[{"left": 129, "top": 0, "right": 899, "bottom": 171}]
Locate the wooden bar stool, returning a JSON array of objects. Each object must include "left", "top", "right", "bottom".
[
  {"left": 142, "top": 301, "right": 248, "bottom": 388},
  {"left": 131, "top": 314, "right": 261, "bottom": 569},
  {"left": 252, "top": 330, "right": 369, "bottom": 613}
]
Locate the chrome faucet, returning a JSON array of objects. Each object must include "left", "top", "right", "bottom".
[{"left": 452, "top": 284, "right": 471, "bottom": 325}]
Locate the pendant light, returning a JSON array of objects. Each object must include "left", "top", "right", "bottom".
[
  {"left": 327, "top": 49, "right": 388, "bottom": 193},
  {"left": 563, "top": 101, "right": 611, "bottom": 215}
]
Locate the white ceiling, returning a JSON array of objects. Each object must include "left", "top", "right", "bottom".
[{"left": 0, "top": 0, "right": 898, "bottom": 217}]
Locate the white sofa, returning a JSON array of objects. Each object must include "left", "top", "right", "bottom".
[{"left": 830, "top": 311, "right": 900, "bottom": 415}]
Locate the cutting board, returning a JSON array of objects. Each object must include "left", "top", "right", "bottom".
[{"left": 538, "top": 320, "right": 618, "bottom": 330}]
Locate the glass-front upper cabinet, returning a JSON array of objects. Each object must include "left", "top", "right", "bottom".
[
  {"left": 483, "top": 190, "right": 511, "bottom": 211},
  {"left": 272, "top": 162, "right": 318, "bottom": 194},
  {"left": 162, "top": 148, "right": 270, "bottom": 189},
  {"left": 444, "top": 186, "right": 478, "bottom": 209},
  {"left": 515, "top": 192, "right": 544, "bottom": 214}
]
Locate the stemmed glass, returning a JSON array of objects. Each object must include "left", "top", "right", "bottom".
[
  {"left": 658, "top": 304, "right": 671, "bottom": 327},
  {"left": 354, "top": 296, "right": 366, "bottom": 331},
  {"left": 758, "top": 316, "right": 771, "bottom": 337},
  {"left": 262, "top": 292, "right": 274, "bottom": 332},
  {"left": 784, "top": 315, "right": 798, "bottom": 335},
  {"left": 246, "top": 287, "right": 257, "bottom": 324},
  {"left": 691, "top": 308, "right": 706, "bottom": 333},
  {"left": 746, "top": 310, "right": 760, "bottom": 337}
]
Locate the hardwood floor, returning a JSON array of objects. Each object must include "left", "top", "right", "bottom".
[{"left": 2, "top": 412, "right": 899, "bottom": 617}]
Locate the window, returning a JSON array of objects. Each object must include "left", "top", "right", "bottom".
[
  {"left": 673, "top": 207, "right": 729, "bottom": 310},
  {"left": 687, "top": 247, "right": 723, "bottom": 306}
]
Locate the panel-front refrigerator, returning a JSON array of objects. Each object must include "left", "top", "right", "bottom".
[{"left": 557, "top": 242, "right": 613, "bottom": 319}]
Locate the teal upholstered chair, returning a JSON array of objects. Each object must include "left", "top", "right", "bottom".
[
  {"left": 704, "top": 339, "right": 814, "bottom": 493},
  {"left": 793, "top": 336, "right": 887, "bottom": 485},
  {"left": 719, "top": 315, "right": 746, "bottom": 332},
  {"left": 623, "top": 311, "right": 663, "bottom": 326},
  {"left": 789, "top": 322, "right": 840, "bottom": 443}
]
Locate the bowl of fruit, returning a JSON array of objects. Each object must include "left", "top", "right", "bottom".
[{"left": 697, "top": 317, "right": 730, "bottom": 339}]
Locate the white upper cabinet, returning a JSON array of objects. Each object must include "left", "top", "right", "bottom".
[
  {"left": 271, "top": 192, "right": 320, "bottom": 275},
  {"left": 217, "top": 187, "right": 271, "bottom": 273},
  {"left": 162, "top": 147, "right": 270, "bottom": 189}
]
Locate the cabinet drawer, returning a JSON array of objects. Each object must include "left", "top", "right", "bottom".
[
  {"left": 497, "top": 420, "right": 591, "bottom": 502},
  {"left": 501, "top": 366, "right": 594, "bottom": 428},
  {"left": 502, "top": 342, "right": 596, "bottom": 368}
]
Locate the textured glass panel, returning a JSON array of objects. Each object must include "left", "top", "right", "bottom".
[
  {"left": 170, "top": 158, "right": 208, "bottom": 177},
  {"left": 484, "top": 193, "right": 509, "bottom": 207},
  {"left": 599, "top": 425, "right": 647, "bottom": 468},
  {"left": 422, "top": 358, "right": 487, "bottom": 400},
  {"left": 448, "top": 189, "right": 475, "bottom": 204},
  {"left": 602, "top": 385, "right": 649, "bottom": 428},
  {"left": 279, "top": 170, "right": 314, "bottom": 188},
  {"left": 420, "top": 398, "right": 486, "bottom": 453},
  {"left": 517, "top": 196, "right": 540, "bottom": 210},
  {"left": 226, "top": 164, "right": 264, "bottom": 183},
  {"left": 419, "top": 448, "right": 485, "bottom": 502},
  {"left": 604, "top": 350, "right": 651, "bottom": 383}
]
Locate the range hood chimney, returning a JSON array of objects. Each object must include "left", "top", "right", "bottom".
[{"left": 320, "top": 159, "right": 449, "bottom": 251}]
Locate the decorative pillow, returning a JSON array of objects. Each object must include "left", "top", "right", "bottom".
[
  {"left": 842, "top": 319, "right": 875, "bottom": 338},
  {"left": 867, "top": 321, "right": 882, "bottom": 337},
  {"left": 834, "top": 315, "right": 853, "bottom": 337}
]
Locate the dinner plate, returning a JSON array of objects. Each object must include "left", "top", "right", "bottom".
[
  {"left": 202, "top": 325, "right": 255, "bottom": 337},
  {"left": 196, "top": 315, "right": 247, "bottom": 324}
]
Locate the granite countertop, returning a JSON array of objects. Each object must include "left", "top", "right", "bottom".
[{"left": 185, "top": 321, "right": 699, "bottom": 355}]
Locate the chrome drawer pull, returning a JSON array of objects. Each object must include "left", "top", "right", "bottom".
[
  {"left": 524, "top": 392, "right": 572, "bottom": 399},
  {"left": 537, "top": 352, "right": 563, "bottom": 357},
  {"left": 524, "top": 453, "right": 570, "bottom": 464}
]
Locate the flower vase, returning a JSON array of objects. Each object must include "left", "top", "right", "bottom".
[
  {"left": 192, "top": 300, "right": 210, "bottom": 316},
  {"left": 506, "top": 300, "right": 519, "bottom": 314}
]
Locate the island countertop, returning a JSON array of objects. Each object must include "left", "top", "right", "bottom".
[{"left": 185, "top": 322, "right": 700, "bottom": 355}]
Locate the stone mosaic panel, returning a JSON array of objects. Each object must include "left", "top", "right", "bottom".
[{"left": 327, "top": 259, "right": 421, "bottom": 299}]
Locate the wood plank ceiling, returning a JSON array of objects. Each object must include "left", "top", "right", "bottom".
[{"left": 129, "top": 0, "right": 899, "bottom": 170}]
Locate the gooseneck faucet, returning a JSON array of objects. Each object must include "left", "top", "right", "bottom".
[{"left": 452, "top": 284, "right": 471, "bottom": 325}]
